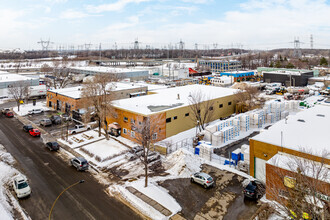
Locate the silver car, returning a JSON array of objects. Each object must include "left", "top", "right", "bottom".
[
  {"left": 40, "top": 118, "right": 52, "bottom": 126},
  {"left": 70, "top": 157, "right": 89, "bottom": 171},
  {"left": 190, "top": 172, "right": 214, "bottom": 188}
]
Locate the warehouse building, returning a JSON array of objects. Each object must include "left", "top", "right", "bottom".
[
  {"left": 46, "top": 83, "right": 148, "bottom": 113},
  {"left": 108, "top": 85, "right": 238, "bottom": 144},
  {"left": 220, "top": 71, "right": 255, "bottom": 82},
  {"left": 198, "top": 59, "right": 241, "bottom": 73},
  {"left": 0, "top": 72, "right": 40, "bottom": 98},
  {"left": 68, "top": 66, "right": 149, "bottom": 81},
  {"left": 249, "top": 105, "right": 330, "bottom": 212},
  {"left": 263, "top": 70, "right": 313, "bottom": 87}
]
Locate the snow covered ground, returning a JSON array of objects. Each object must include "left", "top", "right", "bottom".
[
  {"left": 12, "top": 101, "right": 51, "bottom": 116},
  {"left": 57, "top": 130, "right": 105, "bottom": 149},
  {"left": 0, "top": 145, "right": 30, "bottom": 220}
]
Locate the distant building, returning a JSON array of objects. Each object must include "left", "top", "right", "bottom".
[
  {"left": 263, "top": 70, "right": 313, "bottom": 87},
  {"left": 46, "top": 83, "right": 148, "bottom": 113},
  {"left": 220, "top": 71, "right": 255, "bottom": 82},
  {"left": 68, "top": 66, "right": 149, "bottom": 81},
  {"left": 0, "top": 72, "right": 40, "bottom": 98},
  {"left": 198, "top": 59, "right": 241, "bottom": 73}
]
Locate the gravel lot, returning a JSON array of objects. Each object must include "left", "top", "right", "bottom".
[{"left": 159, "top": 164, "right": 260, "bottom": 220}]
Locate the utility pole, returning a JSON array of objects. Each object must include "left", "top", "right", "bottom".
[{"left": 310, "top": 34, "right": 313, "bottom": 50}]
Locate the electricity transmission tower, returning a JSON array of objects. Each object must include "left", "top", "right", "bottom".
[
  {"left": 293, "top": 37, "right": 302, "bottom": 58},
  {"left": 310, "top": 34, "right": 313, "bottom": 49},
  {"left": 38, "top": 38, "right": 53, "bottom": 51},
  {"left": 134, "top": 38, "right": 139, "bottom": 50}
]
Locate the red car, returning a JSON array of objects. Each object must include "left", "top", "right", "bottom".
[
  {"left": 5, "top": 111, "right": 14, "bottom": 118},
  {"left": 29, "top": 129, "right": 41, "bottom": 137}
]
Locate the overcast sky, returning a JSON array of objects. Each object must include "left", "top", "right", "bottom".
[{"left": 1, "top": 0, "right": 330, "bottom": 50}]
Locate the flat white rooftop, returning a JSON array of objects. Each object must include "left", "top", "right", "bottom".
[
  {"left": 252, "top": 105, "right": 330, "bottom": 159},
  {"left": 0, "top": 73, "right": 34, "bottom": 83},
  {"left": 265, "top": 70, "right": 311, "bottom": 76},
  {"left": 48, "top": 82, "right": 148, "bottom": 99},
  {"left": 70, "top": 66, "right": 148, "bottom": 73},
  {"left": 113, "top": 84, "right": 238, "bottom": 115}
]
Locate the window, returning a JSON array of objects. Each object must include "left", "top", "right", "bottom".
[
  {"left": 185, "top": 113, "right": 189, "bottom": 117},
  {"left": 197, "top": 110, "right": 201, "bottom": 114},
  {"left": 123, "top": 117, "right": 128, "bottom": 122},
  {"left": 123, "top": 128, "right": 127, "bottom": 134},
  {"left": 173, "top": 116, "right": 177, "bottom": 120},
  {"left": 219, "top": 104, "right": 223, "bottom": 108},
  {"left": 131, "top": 131, "right": 135, "bottom": 138},
  {"left": 228, "top": 102, "right": 232, "bottom": 106},
  {"left": 152, "top": 133, "right": 157, "bottom": 140},
  {"left": 166, "top": 118, "right": 171, "bottom": 123},
  {"left": 138, "top": 121, "right": 142, "bottom": 125},
  {"left": 209, "top": 106, "right": 213, "bottom": 111},
  {"left": 130, "top": 118, "right": 135, "bottom": 124}
]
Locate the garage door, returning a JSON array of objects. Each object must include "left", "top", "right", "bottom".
[{"left": 255, "top": 157, "right": 267, "bottom": 183}]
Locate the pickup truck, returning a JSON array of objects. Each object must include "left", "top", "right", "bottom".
[{"left": 68, "top": 124, "right": 91, "bottom": 135}]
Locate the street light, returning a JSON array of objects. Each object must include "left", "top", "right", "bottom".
[{"left": 49, "top": 180, "right": 85, "bottom": 220}]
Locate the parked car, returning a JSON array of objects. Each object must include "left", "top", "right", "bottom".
[
  {"left": 28, "top": 108, "right": 44, "bottom": 115},
  {"left": 12, "top": 175, "right": 31, "bottom": 199},
  {"left": 1, "top": 108, "right": 10, "bottom": 115},
  {"left": 190, "top": 172, "right": 214, "bottom": 188},
  {"left": 61, "top": 113, "right": 71, "bottom": 122},
  {"left": 5, "top": 111, "right": 14, "bottom": 118},
  {"left": 40, "top": 118, "right": 52, "bottom": 126},
  {"left": 23, "top": 125, "right": 33, "bottom": 132},
  {"left": 70, "top": 157, "right": 89, "bottom": 171},
  {"left": 243, "top": 180, "right": 265, "bottom": 200},
  {"left": 29, "top": 129, "right": 40, "bottom": 137},
  {"left": 68, "top": 124, "right": 91, "bottom": 135},
  {"left": 50, "top": 115, "right": 61, "bottom": 125},
  {"left": 46, "top": 142, "right": 60, "bottom": 151}
]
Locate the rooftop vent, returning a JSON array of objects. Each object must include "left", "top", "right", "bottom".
[
  {"left": 297, "top": 119, "right": 305, "bottom": 123},
  {"left": 316, "top": 114, "right": 325, "bottom": 117}
]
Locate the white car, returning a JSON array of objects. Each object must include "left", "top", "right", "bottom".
[
  {"left": 28, "top": 108, "right": 44, "bottom": 115},
  {"left": 12, "top": 175, "right": 31, "bottom": 198}
]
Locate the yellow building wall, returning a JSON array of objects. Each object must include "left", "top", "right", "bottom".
[
  {"left": 249, "top": 139, "right": 330, "bottom": 177},
  {"left": 165, "top": 95, "right": 236, "bottom": 138}
]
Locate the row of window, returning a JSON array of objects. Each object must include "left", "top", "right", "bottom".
[
  {"left": 165, "top": 102, "right": 232, "bottom": 123},
  {"left": 122, "top": 128, "right": 157, "bottom": 140}
]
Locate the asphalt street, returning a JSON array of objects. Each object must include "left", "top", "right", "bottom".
[{"left": 0, "top": 115, "right": 141, "bottom": 220}]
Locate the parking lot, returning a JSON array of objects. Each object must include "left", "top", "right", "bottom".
[
  {"left": 23, "top": 111, "right": 79, "bottom": 138},
  {"left": 159, "top": 164, "right": 260, "bottom": 220}
]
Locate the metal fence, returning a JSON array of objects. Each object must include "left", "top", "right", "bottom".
[{"left": 166, "top": 137, "right": 227, "bottom": 166}]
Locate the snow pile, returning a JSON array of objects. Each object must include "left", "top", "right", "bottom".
[
  {"left": 12, "top": 101, "right": 50, "bottom": 116},
  {"left": 163, "top": 148, "right": 202, "bottom": 177}
]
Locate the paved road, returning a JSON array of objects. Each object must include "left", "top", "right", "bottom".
[{"left": 0, "top": 115, "right": 141, "bottom": 220}]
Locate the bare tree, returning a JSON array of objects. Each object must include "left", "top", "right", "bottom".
[
  {"left": 134, "top": 114, "right": 162, "bottom": 187},
  {"left": 45, "top": 58, "right": 72, "bottom": 89},
  {"left": 234, "top": 84, "right": 263, "bottom": 113},
  {"left": 81, "top": 74, "right": 117, "bottom": 140},
  {"left": 8, "top": 81, "right": 30, "bottom": 112},
  {"left": 266, "top": 150, "right": 330, "bottom": 220},
  {"left": 188, "top": 90, "right": 215, "bottom": 133}
]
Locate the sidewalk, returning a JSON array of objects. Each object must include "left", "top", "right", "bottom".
[{"left": 126, "top": 186, "right": 172, "bottom": 217}]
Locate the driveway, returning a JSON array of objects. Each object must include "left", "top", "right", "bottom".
[
  {"left": 0, "top": 116, "right": 141, "bottom": 220},
  {"left": 159, "top": 164, "right": 259, "bottom": 220}
]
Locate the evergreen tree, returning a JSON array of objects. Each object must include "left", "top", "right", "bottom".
[
  {"left": 286, "top": 62, "right": 295, "bottom": 68},
  {"left": 320, "top": 57, "right": 328, "bottom": 66}
]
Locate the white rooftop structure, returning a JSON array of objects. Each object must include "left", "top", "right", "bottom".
[
  {"left": 48, "top": 82, "right": 148, "bottom": 99},
  {"left": 265, "top": 70, "right": 311, "bottom": 76},
  {"left": 0, "top": 73, "right": 34, "bottom": 83},
  {"left": 70, "top": 66, "right": 146, "bottom": 73},
  {"left": 113, "top": 84, "right": 238, "bottom": 115},
  {"left": 252, "top": 105, "right": 330, "bottom": 159}
]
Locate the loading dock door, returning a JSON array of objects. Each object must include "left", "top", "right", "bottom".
[{"left": 255, "top": 157, "right": 267, "bottom": 183}]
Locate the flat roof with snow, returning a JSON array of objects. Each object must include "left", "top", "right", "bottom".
[
  {"left": 113, "top": 84, "right": 238, "bottom": 115},
  {"left": 48, "top": 82, "right": 148, "bottom": 99},
  {"left": 70, "top": 66, "right": 148, "bottom": 73},
  {"left": 252, "top": 105, "right": 330, "bottom": 159},
  {"left": 0, "top": 73, "right": 34, "bottom": 82},
  {"left": 264, "top": 70, "right": 312, "bottom": 76}
]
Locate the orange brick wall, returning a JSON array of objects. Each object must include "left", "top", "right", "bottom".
[
  {"left": 107, "top": 108, "right": 166, "bottom": 143},
  {"left": 46, "top": 91, "right": 85, "bottom": 112}
]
